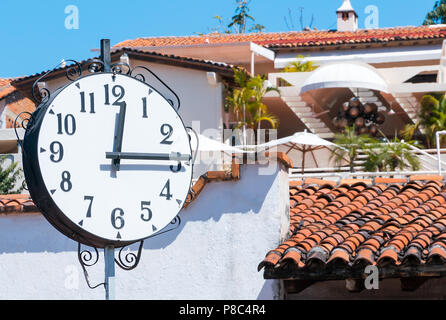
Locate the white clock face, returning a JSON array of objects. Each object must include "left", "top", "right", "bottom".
[{"left": 36, "top": 73, "right": 192, "bottom": 244}]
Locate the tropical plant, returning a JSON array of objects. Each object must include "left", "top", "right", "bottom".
[
  {"left": 226, "top": 68, "right": 279, "bottom": 131},
  {"left": 424, "top": 0, "right": 446, "bottom": 25},
  {"left": 282, "top": 55, "right": 319, "bottom": 73},
  {"left": 211, "top": 1, "right": 265, "bottom": 34},
  {"left": 401, "top": 94, "right": 446, "bottom": 148},
  {"left": 330, "top": 126, "right": 377, "bottom": 173},
  {"left": 363, "top": 138, "right": 420, "bottom": 172},
  {"left": 228, "top": 0, "right": 255, "bottom": 33},
  {"left": 0, "top": 156, "right": 23, "bottom": 194}
]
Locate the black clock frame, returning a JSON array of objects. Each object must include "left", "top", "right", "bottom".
[{"left": 19, "top": 70, "right": 194, "bottom": 250}]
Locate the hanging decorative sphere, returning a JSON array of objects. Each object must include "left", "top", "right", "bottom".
[
  {"left": 349, "top": 106, "right": 360, "bottom": 118},
  {"left": 349, "top": 97, "right": 361, "bottom": 108},
  {"left": 336, "top": 97, "right": 386, "bottom": 134},
  {"left": 364, "top": 103, "right": 378, "bottom": 114},
  {"left": 355, "top": 117, "right": 365, "bottom": 128}
]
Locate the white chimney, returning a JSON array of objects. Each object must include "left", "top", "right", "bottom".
[{"left": 337, "top": 0, "right": 358, "bottom": 32}]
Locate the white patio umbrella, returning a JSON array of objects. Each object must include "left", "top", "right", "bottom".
[
  {"left": 254, "top": 131, "right": 340, "bottom": 174},
  {"left": 191, "top": 133, "right": 245, "bottom": 153}
]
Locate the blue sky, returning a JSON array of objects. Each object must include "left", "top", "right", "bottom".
[{"left": 0, "top": 0, "right": 438, "bottom": 78}]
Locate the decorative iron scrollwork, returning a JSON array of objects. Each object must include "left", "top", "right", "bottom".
[
  {"left": 21, "top": 180, "right": 28, "bottom": 191},
  {"left": 77, "top": 242, "right": 105, "bottom": 290},
  {"left": 186, "top": 126, "right": 199, "bottom": 166},
  {"left": 111, "top": 62, "right": 131, "bottom": 75},
  {"left": 14, "top": 112, "right": 34, "bottom": 150},
  {"left": 85, "top": 59, "right": 105, "bottom": 74},
  {"left": 65, "top": 60, "right": 83, "bottom": 81},
  {"left": 32, "top": 60, "right": 82, "bottom": 103},
  {"left": 114, "top": 240, "right": 144, "bottom": 271},
  {"left": 130, "top": 65, "right": 181, "bottom": 111}
]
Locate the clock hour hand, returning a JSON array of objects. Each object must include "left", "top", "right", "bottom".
[{"left": 106, "top": 152, "right": 191, "bottom": 162}]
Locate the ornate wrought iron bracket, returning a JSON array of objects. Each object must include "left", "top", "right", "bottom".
[
  {"left": 77, "top": 214, "right": 182, "bottom": 290},
  {"left": 29, "top": 57, "right": 181, "bottom": 112}
]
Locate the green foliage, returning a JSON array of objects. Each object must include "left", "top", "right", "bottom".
[
  {"left": 363, "top": 138, "right": 421, "bottom": 172},
  {"left": 401, "top": 94, "right": 446, "bottom": 148},
  {"left": 249, "top": 24, "right": 265, "bottom": 33},
  {"left": 282, "top": 55, "right": 319, "bottom": 72},
  {"left": 330, "top": 126, "right": 376, "bottom": 173},
  {"left": 211, "top": 1, "right": 265, "bottom": 34},
  {"left": 423, "top": 1, "right": 446, "bottom": 25},
  {"left": 0, "top": 156, "right": 23, "bottom": 194},
  {"left": 228, "top": 0, "right": 255, "bottom": 33},
  {"left": 226, "top": 68, "right": 279, "bottom": 130},
  {"left": 331, "top": 127, "right": 421, "bottom": 173}
]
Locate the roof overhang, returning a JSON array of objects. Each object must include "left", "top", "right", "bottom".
[
  {"left": 121, "top": 42, "right": 274, "bottom": 66},
  {"left": 274, "top": 44, "right": 443, "bottom": 69}
]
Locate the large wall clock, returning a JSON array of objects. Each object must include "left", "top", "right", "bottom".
[{"left": 22, "top": 73, "right": 193, "bottom": 248}]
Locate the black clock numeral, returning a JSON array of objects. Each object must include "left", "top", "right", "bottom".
[
  {"left": 111, "top": 208, "right": 125, "bottom": 230},
  {"left": 160, "top": 179, "right": 173, "bottom": 200},
  {"left": 142, "top": 97, "right": 148, "bottom": 118},
  {"left": 140, "top": 201, "right": 153, "bottom": 222},
  {"left": 57, "top": 113, "right": 76, "bottom": 136},
  {"left": 80, "top": 91, "right": 95, "bottom": 113},
  {"left": 104, "top": 84, "right": 110, "bottom": 105},
  {"left": 49, "top": 141, "right": 64, "bottom": 163},
  {"left": 84, "top": 196, "right": 94, "bottom": 218},
  {"left": 104, "top": 84, "right": 126, "bottom": 107},
  {"left": 160, "top": 124, "right": 173, "bottom": 145},
  {"left": 60, "top": 171, "right": 72, "bottom": 192}
]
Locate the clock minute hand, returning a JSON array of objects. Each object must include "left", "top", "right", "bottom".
[
  {"left": 112, "top": 101, "right": 127, "bottom": 171},
  {"left": 106, "top": 152, "right": 191, "bottom": 162}
]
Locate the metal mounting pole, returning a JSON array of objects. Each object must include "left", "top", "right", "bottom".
[
  {"left": 104, "top": 245, "right": 115, "bottom": 300},
  {"left": 101, "top": 39, "right": 111, "bottom": 72},
  {"left": 101, "top": 39, "right": 115, "bottom": 301}
]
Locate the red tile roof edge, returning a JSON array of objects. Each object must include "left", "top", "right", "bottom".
[
  {"left": 0, "top": 195, "right": 39, "bottom": 214},
  {"left": 259, "top": 176, "right": 446, "bottom": 282},
  {"left": 114, "top": 25, "right": 446, "bottom": 50},
  {"left": 11, "top": 48, "right": 237, "bottom": 87},
  {"left": 0, "top": 79, "right": 16, "bottom": 100}
]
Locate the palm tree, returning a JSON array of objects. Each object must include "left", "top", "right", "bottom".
[
  {"left": 282, "top": 55, "right": 319, "bottom": 73},
  {"left": 330, "top": 126, "right": 376, "bottom": 173},
  {"left": 424, "top": 1, "right": 446, "bottom": 25},
  {"left": 0, "top": 156, "right": 24, "bottom": 194},
  {"left": 364, "top": 138, "right": 420, "bottom": 172},
  {"left": 211, "top": 1, "right": 265, "bottom": 35},
  {"left": 226, "top": 68, "right": 279, "bottom": 133},
  {"left": 228, "top": 0, "right": 256, "bottom": 34},
  {"left": 401, "top": 94, "right": 446, "bottom": 148}
]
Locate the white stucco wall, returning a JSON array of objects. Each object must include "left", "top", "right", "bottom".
[{"left": 0, "top": 163, "right": 289, "bottom": 300}]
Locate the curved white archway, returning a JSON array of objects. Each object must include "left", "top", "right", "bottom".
[{"left": 300, "top": 62, "right": 389, "bottom": 94}]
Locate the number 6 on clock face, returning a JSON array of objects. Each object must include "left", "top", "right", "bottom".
[{"left": 23, "top": 72, "right": 193, "bottom": 248}]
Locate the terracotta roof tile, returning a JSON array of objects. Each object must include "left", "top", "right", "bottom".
[
  {"left": 260, "top": 179, "right": 446, "bottom": 281},
  {"left": 114, "top": 26, "right": 446, "bottom": 50},
  {"left": 0, "top": 194, "right": 38, "bottom": 213},
  {"left": 0, "top": 78, "right": 16, "bottom": 100}
]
